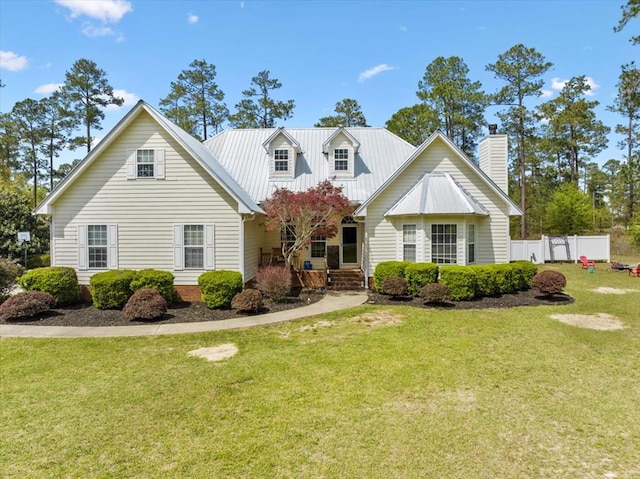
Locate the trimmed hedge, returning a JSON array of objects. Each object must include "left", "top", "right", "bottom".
[
  {"left": 439, "top": 266, "right": 478, "bottom": 301},
  {"left": 198, "top": 270, "right": 243, "bottom": 309},
  {"left": 18, "top": 267, "right": 80, "bottom": 305},
  {"left": 90, "top": 270, "right": 136, "bottom": 309},
  {"left": 404, "top": 262, "right": 439, "bottom": 295},
  {"left": 469, "top": 265, "right": 499, "bottom": 297},
  {"left": 511, "top": 261, "right": 538, "bottom": 290},
  {"left": 0, "top": 291, "right": 55, "bottom": 321},
  {"left": 419, "top": 283, "right": 451, "bottom": 304},
  {"left": 373, "top": 261, "right": 410, "bottom": 293},
  {"left": 130, "top": 269, "right": 174, "bottom": 303}
]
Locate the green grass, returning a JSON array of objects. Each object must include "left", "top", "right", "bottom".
[{"left": 2, "top": 263, "right": 639, "bottom": 478}]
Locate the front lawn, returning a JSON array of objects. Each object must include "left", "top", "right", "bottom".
[{"left": 1, "top": 262, "right": 639, "bottom": 478}]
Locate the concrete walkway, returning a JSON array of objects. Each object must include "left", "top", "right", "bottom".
[{"left": 0, "top": 291, "right": 369, "bottom": 338}]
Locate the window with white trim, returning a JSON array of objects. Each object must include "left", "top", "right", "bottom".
[
  {"left": 174, "top": 224, "right": 214, "bottom": 271},
  {"left": 184, "top": 225, "right": 204, "bottom": 269},
  {"left": 88, "top": 225, "right": 108, "bottom": 269},
  {"left": 311, "top": 235, "right": 326, "bottom": 258},
  {"left": 334, "top": 148, "right": 349, "bottom": 171},
  {"left": 467, "top": 224, "right": 476, "bottom": 264},
  {"left": 78, "top": 224, "right": 117, "bottom": 271},
  {"left": 431, "top": 224, "right": 457, "bottom": 264},
  {"left": 403, "top": 224, "right": 417, "bottom": 262},
  {"left": 274, "top": 149, "right": 289, "bottom": 172},
  {"left": 136, "top": 149, "right": 155, "bottom": 177},
  {"left": 127, "top": 148, "right": 165, "bottom": 180}
]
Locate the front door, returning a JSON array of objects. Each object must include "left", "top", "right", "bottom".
[{"left": 341, "top": 225, "right": 358, "bottom": 266}]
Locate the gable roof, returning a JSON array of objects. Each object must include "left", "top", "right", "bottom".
[
  {"left": 355, "top": 130, "right": 522, "bottom": 216},
  {"left": 34, "top": 101, "right": 263, "bottom": 215},
  {"left": 322, "top": 127, "right": 361, "bottom": 154},
  {"left": 262, "top": 127, "right": 302, "bottom": 153},
  {"left": 204, "top": 127, "right": 416, "bottom": 204},
  {"left": 385, "top": 172, "right": 489, "bottom": 216}
]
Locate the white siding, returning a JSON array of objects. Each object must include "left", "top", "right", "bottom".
[
  {"left": 479, "top": 135, "right": 508, "bottom": 194},
  {"left": 364, "top": 137, "right": 511, "bottom": 274},
  {"left": 243, "top": 217, "right": 264, "bottom": 281},
  {"left": 51, "top": 111, "right": 242, "bottom": 285}
]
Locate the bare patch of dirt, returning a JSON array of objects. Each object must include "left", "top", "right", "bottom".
[
  {"left": 348, "top": 310, "right": 404, "bottom": 327},
  {"left": 188, "top": 343, "right": 238, "bottom": 362},
  {"left": 591, "top": 287, "right": 637, "bottom": 295},
  {"left": 550, "top": 313, "right": 625, "bottom": 330}
]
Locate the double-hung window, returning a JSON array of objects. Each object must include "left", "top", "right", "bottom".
[
  {"left": 88, "top": 225, "right": 108, "bottom": 269},
  {"left": 136, "top": 149, "right": 155, "bottom": 178},
  {"left": 334, "top": 148, "right": 349, "bottom": 171},
  {"left": 403, "top": 224, "right": 417, "bottom": 262},
  {"left": 184, "top": 225, "right": 204, "bottom": 269},
  {"left": 311, "top": 235, "right": 326, "bottom": 258},
  {"left": 274, "top": 149, "right": 289, "bottom": 172},
  {"left": 431, "top": 224, "right": 457, "bottom": 264},
  {"left": 174, "top": 224, "right": 214, "bottom": 271},
  {"left": 78, "top": 224, "right": 117, "bottom": 271},
  {"left": 127, "top": 149, "right": 165, "bottom": 180}
]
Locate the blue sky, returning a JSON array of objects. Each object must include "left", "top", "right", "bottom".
[{"left": 0, "top": 0, "right": 637, "bottom": 170}]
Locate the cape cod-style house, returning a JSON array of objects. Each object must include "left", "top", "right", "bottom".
[{"left": 34, "top": 100, "right": 521, "bottom": 300}]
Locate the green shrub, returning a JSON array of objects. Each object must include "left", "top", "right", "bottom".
[
  {"left": 404, "top": 263, "right": 439, "bottom": 295},
  {"left": 231, "top": 289, "right": 264, "bottom": 313},
  {"left": 492, "top": 264, "right": 516, "bottom": 294},
  {"left": 198, "top": 270, "right": 243, "bottom": 309},
  {"left": 27, "top": 254, "right": 51, "bottom": 269},
  {"left": 373, "top": 261, "right": 410, "bottom": 293},
  {"left": 439, "top": 266, "right": 477, "bottom": 301},
  {"left": 511, "top": 261, "right": 538, "bottom": 290},
  {"left": 419, "top": 283, "right": 451, "bottom": 304},
  {"left": 90, "top": 270, "right": 136, "bottom": 309},
  {"left": 18, "top": 267, "right": 80, "bottom": 305},
  {"left": 130, "top": 269, "right": 175, "bottom": 303},
  {"left": 470, "top": 265, "right": 499, "bottom": 297},
  {"left": 381, "top": 276, "right": 408, "bottom": 297},
  {"left": 532, "top": 270, "right": 566, "bottom": 296},
  {"left": 255, "top": 266, "right": 291, "bottom": 302},
  {"left": 122, "top": 288, "right": 167, "bottom": 321},
  {"left": 1, "top": 258, "right": 24, "bottom": 302},
  {"left": 0, "top": 291, "right": 55, "bottom": 321}
]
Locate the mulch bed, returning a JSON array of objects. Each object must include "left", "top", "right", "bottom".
[
  {"left": 1, "top": 288, "right": 326, "bottom": 327},
  {"left": 367, "top": 288, "right": 574, "bottom": 310}
]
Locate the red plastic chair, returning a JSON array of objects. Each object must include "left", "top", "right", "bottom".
[
  {"left": 579, "top": 255, "right": 595, "bottom": 269},
  {"left": 629, "top": 264, "right": 640, "bottom": 277}
]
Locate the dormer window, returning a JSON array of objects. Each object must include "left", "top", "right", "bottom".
[
  {"left": 274, "top": 149, "right": 289, "bottom": 172},
  {"left": 334, "top": 149, "right": 349, "bottom": 171},
  {"left": 323, "top": 128, "right": 360, "bottom": 179}
]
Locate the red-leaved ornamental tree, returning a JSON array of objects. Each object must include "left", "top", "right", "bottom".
[{"left": 262, "top": 180, "right": 353, "bottom": 269}]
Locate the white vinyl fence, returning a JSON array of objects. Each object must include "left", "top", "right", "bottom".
[{"left": 510, "top": 235, "right": 610, "bottom": 264}]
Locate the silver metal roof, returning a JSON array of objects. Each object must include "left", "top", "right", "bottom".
[
  {"left": 203, "top": 127, "right": 416, "bottom": 204},
  {"left": 385, "top": 172, "right": 489, "bottom": 216}
]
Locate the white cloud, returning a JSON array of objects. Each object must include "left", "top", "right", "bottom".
[
  {"left": 540, "top": 89, "right": 554, "bottom": 98},
  {"left": 0, "top": 50, "right": 28, "bottom": 71},
  {"left": 54, "top": 0, "right": 132, "bottom": 22},
  {"left": 82, "top": 23, "right": 116, "bottom": 37},
  {"left": 240, "top": 1, "right": 245, "bottom": 8},
  {"left": 105, "top": 89, "right": 139, "bottom": 110},
  {"left": 357, "top": 63, "right": 396, "bottom": 83},
  {"left": 550, "top": 76, "right": 600, "bottom": 96},
  {"left": 187, "top": 13, "right": 199, "bottom": 24},
  {"left": 35, "top": 83, "right": 63, "bottom": 95},
  {"left": 551, "top": 77, "right": 566, "bottom": 90}
]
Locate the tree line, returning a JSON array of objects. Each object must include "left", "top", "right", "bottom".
[{"left": 1, "top": 1, "right": 638, "bottom": 245}]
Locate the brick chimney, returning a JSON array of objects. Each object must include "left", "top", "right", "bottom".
[{"left": 479, "top": 125, "right": 508, "bottom": 194}]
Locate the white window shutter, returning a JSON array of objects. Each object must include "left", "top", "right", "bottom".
[
  {"left": 126, "top": 150, "right": 136, "bottom": 179},
  {"left": 108, "top": 225, "right": 118, "bottom": 269},
  {"left": 77, "top": 225, "right": 87, "bottom": 271},
  {"left": 173, "top": 225, "right": 183, "bottom": 271},
  {"left": 155, "top": 149, "right": 165, "bottom": 179},
  {"left": 205, "top": 224, "right": 215, "bottom": 270}
]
